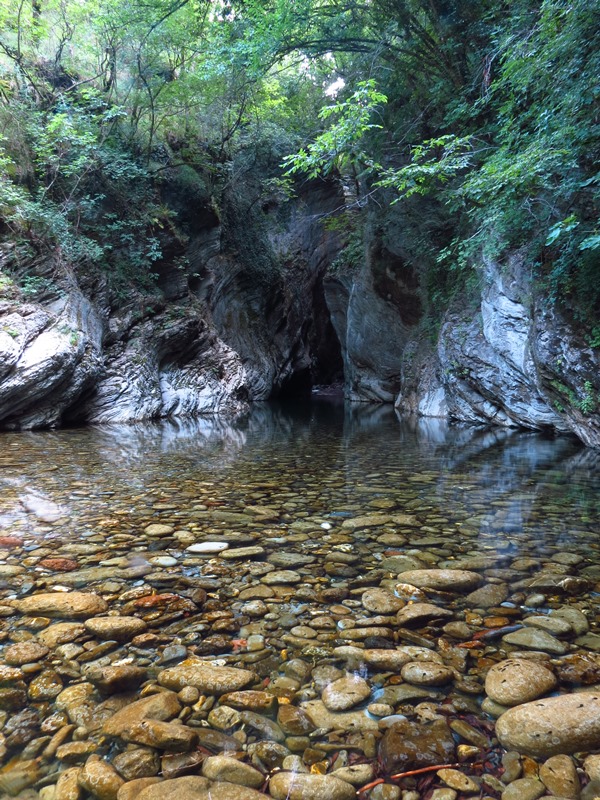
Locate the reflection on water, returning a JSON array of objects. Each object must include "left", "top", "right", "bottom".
[{"left": 1, "top": 402, "right": 597, "bottom": 557}]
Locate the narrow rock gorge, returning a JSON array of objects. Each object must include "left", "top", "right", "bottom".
[{"left": 2, "top": 177, "right": 599, "bottom": 446}]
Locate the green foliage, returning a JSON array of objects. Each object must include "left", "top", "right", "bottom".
[
  {"left": 0, "top": 0, "right": 597, "bottom": 322},
  {"left": 282, "top": 80, "right": 386, "bottom": 178}
]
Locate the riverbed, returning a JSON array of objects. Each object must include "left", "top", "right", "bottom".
[{"left": 1, "top": 402, "right": 600, "bottom": 799}]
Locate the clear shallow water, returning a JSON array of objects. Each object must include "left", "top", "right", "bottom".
[
  {"left": 2, "top": 401, "right": 599, "bottom": 558},
  {"left": 2, "top": 402, "right": 600, "bottom": 798}
]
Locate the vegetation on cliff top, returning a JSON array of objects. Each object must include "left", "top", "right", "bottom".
[{"left": 0, "top": 0, "right": 598, "bottom": 318}]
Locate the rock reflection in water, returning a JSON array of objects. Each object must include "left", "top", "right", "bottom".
[{"left": 0, "top": 403, "right": 598, "bottom": 799}]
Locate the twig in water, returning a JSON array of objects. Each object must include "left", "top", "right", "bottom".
[{"left": 357, "top": 762, "right": 463, "bottom": 794}]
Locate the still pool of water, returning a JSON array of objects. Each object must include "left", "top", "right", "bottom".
[{"left": 1, "top": 401, "right": 600, "bottom": 798}]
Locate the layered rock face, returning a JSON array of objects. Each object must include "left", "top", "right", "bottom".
[
  {"left": 328, "top": 243, "right": 600, "bottom": 446},
  {"left": 0, "top": 181, "right": 344, "bottom": 429},
  {"left": 2, "top": 178, "right": 599, "bottom": 446}
]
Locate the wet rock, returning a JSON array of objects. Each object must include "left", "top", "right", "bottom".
[
  {"left": 261, "top": 570, "right": 302, "bottom": 584},
  {"left": 465, "top": 582, "right": 508, "bottom": 608},
  {"left": 78, "top": 755, "right": 124, "bottom": 800},
  {"left": 333, "top": 764, "right": 374, "bottom": 786},
  {"left": 12, "top": 592, "right": 108, "bottom": 619},
  {"left": 161, "top": 751, "right": 205, "bottom": 779},
  {"left": 238, "top": 711, "right": 285, "bottom": 742},
  {"left": 116, "top": 778, "right": 162, "bottom": 800},
  {"left": 523, "top": 615, "right": 573, "bottom": 637},
  {"left": 379, "top": 718, "right": 456, "bottom": 773},
  {"left": 269, "top": 772, "right": 355, "bottom": 800},
  {"left": 84, "top": 617, "right": 147, "bottom": 642},
  {"left": 134, "top": 776, "right": 266, "bottom": 800},
  {"left": 333, "top": 645, "right": 442, "bottom": 672},
  {"left": 361, "top": 588, "right": 404, "bottom": 614},
  {"left": 202, "top": 756, "right": 264, "bottom": 788},
  {"left": 220, "top": 546, "right": 265, "bottom": 560},
  {"left": 57, "top": 741, "right": 97, "bottom": 764},
  {"left": 145, "top": 524, "right": 174, "bottom": 536},
  {"left": 484, "top": 659, "right": 557, "bottom": 706},
  {"left": 158, "top": 660, "right": 256, "bottom": 694},
  {"left": 437, "top": 768, "right": 480, "bottom": 793},
  {"left": 380, "top": 555, "right": 425, "bottom": 573},
  {"left": 396, "top": 603, "right": 452, "bottom": 626},
  {"left": 496, "top": 692, "right": 600, "bottom": 757},
  {"left": 186, "top": 542, "right": 229, "bottom": 554},
  {"left": 500, "top": 777, "right": 546, "bottom": 800},
  {"left": 539, "top": 754, "right": 580, "bottom": 799},
  {"left": 551, "top": 607, "right": 589, "bottom": 635},
  {"left": 219, "top": 691, "right": 275, "bottom": 713},
  {"left": 112, "top": 749, "right": 161, "bottom": 781},
  {"left": 401, "top": 661, "right": 454, "bottom": 687},
  {"left": 38, "top": 622, "right": 87, "bottom": 648},
  {"left": 103, "top": 691, "right": 181, "bottom": 738},
  {"left": 277, "top": 705, "right": 315, "bottom": 735},
  {"left": 87, "top": 665, "right": 147, "bottom": 695},
  {"left": 342, "top": 514, "right": 391, "bottom": 529},
  {"left": 3, "top": 641, "right": 49, "bottom": 664},
  {"left": 0, "top": 759, "right": 42, "bottom": 796},
  {"left": 322, "top": 675, "right": 371, "bottom": 711},
  {"left": 502, "top": 627, "right": 568, "bottom": 654},
  {"left": 28, "top": 669, "right": 63, "bottom": 700},
  {"left": 301, "top": 699, "right": 379, "bottom": 732},
  {"left": 55, "top": 767, "right": 83, "bottom": 800},
  {"left": 398, "top": 569, "right": 482, "bottom": 592},
  {"left": 123, "top": 719, "right": 198, "bottom": 751}
]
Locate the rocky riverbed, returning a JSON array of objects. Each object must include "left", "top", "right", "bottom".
[{"left": 1, "top": 409, "right": 600, "bottom": 800}]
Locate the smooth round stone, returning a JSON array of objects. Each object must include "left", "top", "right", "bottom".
[
  {"left": 28, "top": 669, "right": 63, "bottom": 700},
  {"left": 437, "top": 768, "right": 479, "bottom": 793},
  {"left": 269, "top": 772, "right": 355, "bottom": 800},
  {"left": 500, "top": 777, "right": 546, "bottom": 800},
  {"left": 186, "top": 542, "right": 229, "bottom": 554},
  {"left": 523, "top": 615, "right": 573, "bottom": 636},
  {"left": 502, "top": 628, "right": 568, "bottom": 655},
  {"left": 398, "top": 569, "right": 482, "bottom": 592},
  {"left": 220, "top": 546, "right": 265, "bottom": 560},
  {"left": 401, "top": 661, "right": 454, "bottom": 687},
  {"left": 12, "top": 592, "right": 108, "bottom": 619},
  {"left": 158, "top": 660, "right": 256, "bottom": 695},
  {"left": 584, "top": 754, "right": 600, "bottom": 782},
  {"left": 261, "top": 570, "right": 302, "bottom": 585},
  {"left": 145, "top": 524, "right": 174, "bottom": 536},
  {"left": 85, "top": 616, "right": 147, "bottom": 643},
  {"left": 361, "top": 588, "right": 404, "bottom": 615},
  {"left": 149, "top": 556, "right": 178, "bottom": 567},
  {"left": 368, "top": 703, "right": 394, "bottom": 717},
  {"left": 333, "top": 764, "right": 374, "bottom": 786},
  {"left": 551, "top": 607, "right": 589, "bottom": 635},
  {"left": 289, "top": 625, "right": 317, "bottom": 639},
  {"left": 465, "top": 582, "right": 508, "bottom": 608},
  {"left": 79, "top": 754, "right": 124, "bottom": 799},
  {"left": 484, "top": 659, "right": 557, "bottom": 706},
  {"left": 496, "top": 692, "right": 600, "bottom": 757},
  {"left": 38, "top": 622, "right": 86, "bottom": 648},
  {"left": 3, "top": 641, "right": 49, "bottom": 665},
  {"left": 539, "top": 755, "right": 580, "bottom": 799},
  {"left": 322, "top": 675, "right": 371, "bottom": 711},
  {"left": 268, "top": 552, "right": 315, "bottom": 568},
  {"left": 396, "top": 603, "right": 452, "bottom": 626},
  {"left": 202, "top": 756, "right": 264, "bottom": 788},
  {"left": 240, "top": 601, "right": 268, "bottom": 617},
  {"left": 133, "top": 777, "right": 210, "bottom": 800}
]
